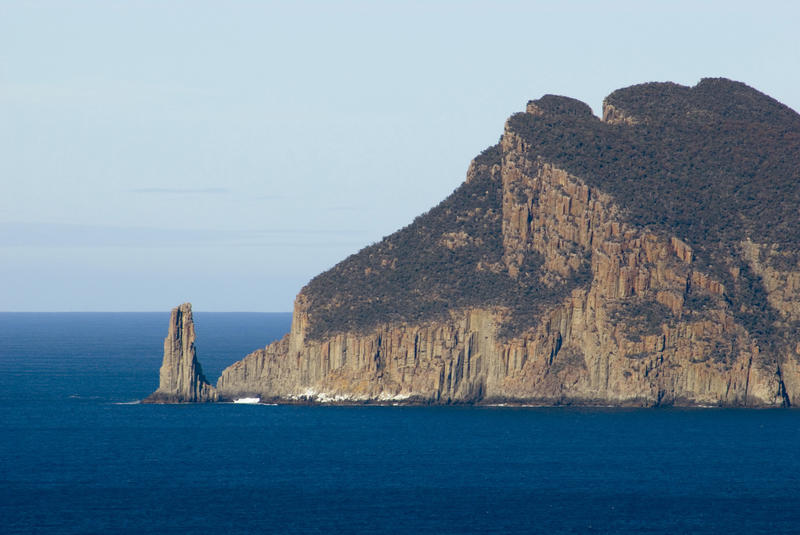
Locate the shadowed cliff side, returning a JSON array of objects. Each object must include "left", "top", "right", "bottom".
[{"left": 143, "top": 303, "right": 217, "bottom": 403}]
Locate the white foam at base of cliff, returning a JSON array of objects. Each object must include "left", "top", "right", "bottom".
[
  {"left": 233, "top": 397, "right": 260, "bottom": 404},
  {"left": 377, "top": 391, "right": 412, "bottom": 401},
  {"left": 291, "top": 388, "right": 414, "bottom": 403}
]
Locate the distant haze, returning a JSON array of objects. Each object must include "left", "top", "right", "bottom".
[{"left": 2, "top": 0, "right": 799, "bottom": 311}]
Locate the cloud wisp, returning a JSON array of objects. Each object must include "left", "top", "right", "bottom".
[{"left": 130, "top": 187, "right": 230, "bottom": 195}]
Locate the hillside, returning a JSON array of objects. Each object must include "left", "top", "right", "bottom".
[
  {"left": 303, "top": 78, "right": 800, "bottom": 352},
  {"left": 302, "top": 142, "right": 591, "bottom": 341},
  {"left": 151, "top": 78, "right": 800, "bottom": 407}
]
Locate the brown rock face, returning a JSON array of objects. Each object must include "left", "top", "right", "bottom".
[
  {"left": 215, "top": 160, "right": 787, "bottom": 407},
  {"left": 207, "top": 79, "right": 800, "bottom": 407},
  {"left": 143, "top": 303, "right": 216, "bottom": 403}
]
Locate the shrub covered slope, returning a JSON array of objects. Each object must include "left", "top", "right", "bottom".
[{"left": 301, "top": 78, "right": 800, "bottom": 343}]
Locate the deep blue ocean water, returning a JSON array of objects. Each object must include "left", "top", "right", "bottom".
[{"left": 1, "top": 313, "right": 799, "bottom": 534}]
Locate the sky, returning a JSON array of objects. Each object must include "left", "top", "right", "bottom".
[{"left": 2, "top": 1, "right": 799, "bottom": 312}]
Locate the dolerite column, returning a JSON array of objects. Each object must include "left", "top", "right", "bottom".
[{"left": 143, "top": 302, "right": 217, "bottom": 403}]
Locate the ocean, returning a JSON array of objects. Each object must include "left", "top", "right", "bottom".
[{"left": 1, "top": 312, "right": 799, "bottom": 534}]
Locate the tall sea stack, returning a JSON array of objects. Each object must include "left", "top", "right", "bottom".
[{"left": 143, "top": 303, "right": 217, "bottom": 403}]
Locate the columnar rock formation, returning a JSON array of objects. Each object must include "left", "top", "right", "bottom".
[
  {"left": 215, "top": 161, "right": 789, "bottom": 406},
  {"left": 143, "top": 303, "right": 216, "bottom": 403},
  {"left": 152, "top": 79, "right": 800, "bottom": 407}
]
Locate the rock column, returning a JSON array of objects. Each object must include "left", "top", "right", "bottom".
[{"left": 143, "top": 303, "right": 217, "bottom": 403}]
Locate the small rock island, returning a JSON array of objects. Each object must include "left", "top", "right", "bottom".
[
  {"left": 146, "top": 79, "right": 800, "bottom": 407},
  {"left": 143, "top": 303, "right": 216, "bottom": 403}
]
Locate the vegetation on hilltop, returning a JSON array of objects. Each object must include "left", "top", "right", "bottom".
[
  {"left": 301, "top": 78, "right": 800, "bottom": 349},
  {"left": 302, "top": 145, "right": 585, "bottom": 339},
  {"left": 507, "top": 78, "right": 800, "bottom": 352}
]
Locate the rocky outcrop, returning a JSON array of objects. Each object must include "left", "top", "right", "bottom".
[
  {"left": 161, "top": 79, "right": 800, "bottom": 407},
  {"left": 143, "top": 303, "right": 216, "bottom": 403},
  {"left": 215, "top": 158, "right": 788, "bottom": 407}
]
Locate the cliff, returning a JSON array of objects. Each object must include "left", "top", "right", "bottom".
[
  {"left": 160, "top": 78, "right": 800, "bottom": 406},
  {"left": 143, "top": 303, "right": 217, "bottom": 403}
]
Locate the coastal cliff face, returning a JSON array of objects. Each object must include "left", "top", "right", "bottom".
[
  {"left": 143, "top": 303, "right": 216, "bottom": 403},
  {"left": 159, "top": 78, "right": 800, "bottom": 406},
  {"left": 216, "top": 161, "right": 786, "bottom": 406}
]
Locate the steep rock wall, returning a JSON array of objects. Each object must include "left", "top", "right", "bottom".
[
  {"left": 216, "top": 120, "right": 792, "bottom": 406},
  {"left": 143, "top": 303, "right": 217, "bottom": 403}
]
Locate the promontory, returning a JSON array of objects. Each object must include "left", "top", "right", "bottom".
[{"left": 145, "top": 78, "right": 800, "bottom": 407}]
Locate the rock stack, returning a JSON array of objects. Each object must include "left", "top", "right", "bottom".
[{"left": 143, "top": 303, "right": 217, "bottom": 403}]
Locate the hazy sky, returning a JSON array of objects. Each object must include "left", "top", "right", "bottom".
[{"left": 2, "top": 1, "right": 799, "bottom": 311}]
